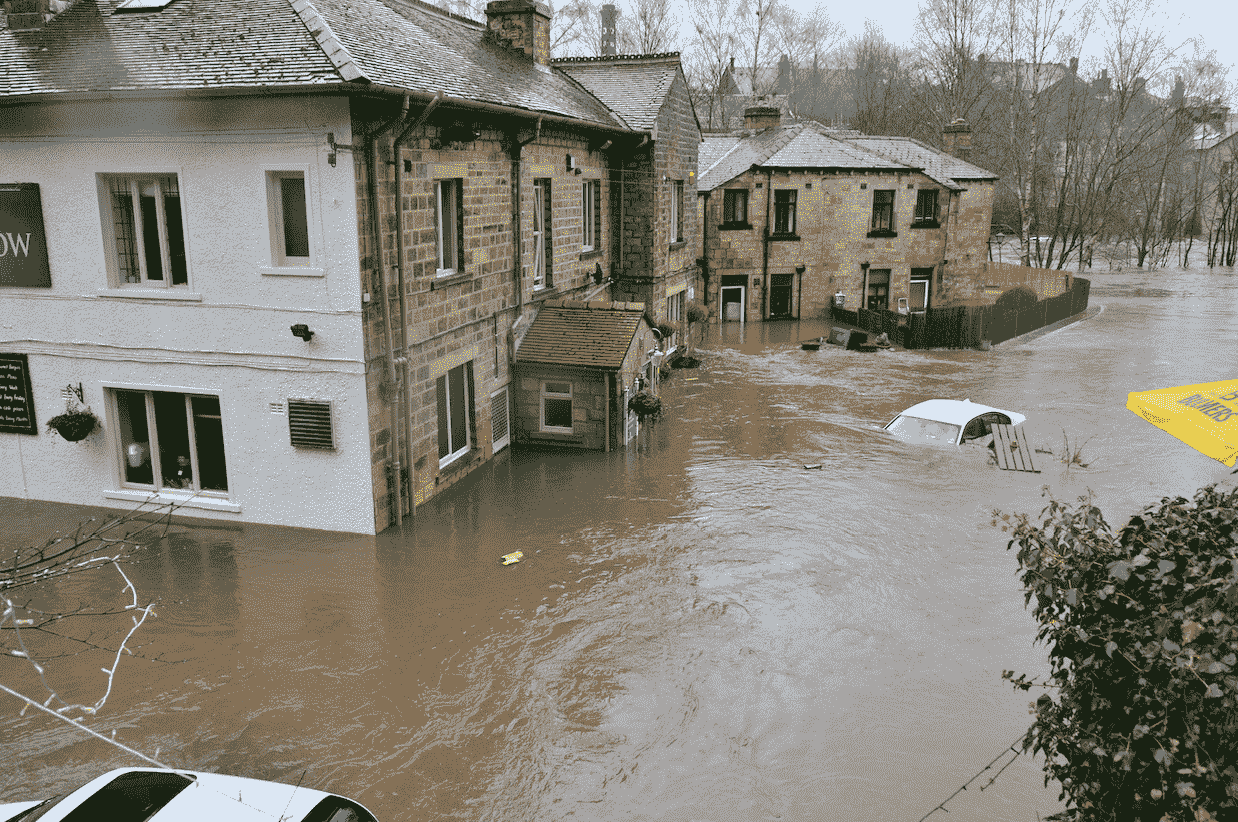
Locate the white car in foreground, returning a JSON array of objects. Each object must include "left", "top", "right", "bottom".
[
  {"left": 884, "top": 399, "right": 1026, "bottom": 446},
  {"left": 0, "top": 768, "right": 377, "bottom": 822}
]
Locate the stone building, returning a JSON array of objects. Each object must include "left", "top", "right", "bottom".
[
  {"left": 554, "top": 53, "right": 703, "bottom": 353},
  {"left": 513, "top": 299, "right": 658, "bottom": 450},
  {"left": 0, "top": 0, "right": 699, "bottom": 533},
  {"left": 697, "top": 109, "right": 998, "bottom": 321}
]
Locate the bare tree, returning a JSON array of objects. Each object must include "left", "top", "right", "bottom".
[
  {"left": 734, "top": 0, "right": 780, "bottom": 98},
  {"left": 913, "top": 0, "right": 1000, "bottom": 140},
  {"left": 2, "top": 499, "right": 179, "bottom": 725},
  {"left": 684, "top": 0, "right": 738, "bottom": 129},
  {"left": 1207, "top": 140, "right": 1238, "bottom": 266},
  {"left": 993, "top": 0, "right": 1076, "bottom": 265},
  {"left": 627, "top": 0, "right": 679, "bottom": 53},
  {"left": 836, "top": 21, "right": 918, "bottom": 135},
  {"left": 768, "top": 3, "right": 844, "bottom": 124},
  {"left": 549, "top": 0, "right": 604, "bottom": 57}
]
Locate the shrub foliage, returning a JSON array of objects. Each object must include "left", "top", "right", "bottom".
[{"left": 999, "top": 485, "right": 1238, "bottom": 821}]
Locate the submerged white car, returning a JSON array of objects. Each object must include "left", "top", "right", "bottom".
[
  {"left": 0, "top": 768, "right": 377, "bottom": 822},
  {"left": 884, "top": 399, "right": 1026, "bottom": 446}
]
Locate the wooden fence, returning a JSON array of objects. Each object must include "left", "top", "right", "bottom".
[{"left": 832, "top": 277, "right": 1090, "bottom": 349}]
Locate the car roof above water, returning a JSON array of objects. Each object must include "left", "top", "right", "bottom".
[{"left": 892, "top": 399, "right": 1026, "bottom": 428}]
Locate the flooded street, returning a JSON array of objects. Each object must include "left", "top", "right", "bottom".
[{"left": 4, "top": 266, "right": 1238, "bottom": 821}]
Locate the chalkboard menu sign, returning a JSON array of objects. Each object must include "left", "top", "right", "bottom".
[
  {"left": 0, "top": 353, "right": 38, "bottom": 435},
  {"left": 0, "top": 183, "right": 52, "bottom": 288}
]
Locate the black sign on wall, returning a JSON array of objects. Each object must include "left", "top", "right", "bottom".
[
  {"left": 0, "top": 183, "right": 52, "bottom": 288},
  {"left": 0, "top": 353, "right": 38, "bottom": 435}
]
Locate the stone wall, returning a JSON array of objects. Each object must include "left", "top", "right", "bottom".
[
  {"left": 938, "top": 259, "right": 1076, "bottom": 306},
  {"left": 612, "top": 67, "right": 701, "bottom": 326},
  {"left": 355, "top": 104, "right": 619, "bottom": 529},
  {"left": 702, "top": 167, "right": 981, "bottom": 320},
  {"left": 514, "top": 364, "right": 608, "bottom": 449}
]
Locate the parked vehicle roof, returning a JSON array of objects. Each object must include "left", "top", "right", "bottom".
[{"left": 892, "top": 399, "right": 1026, "bottom": 428}]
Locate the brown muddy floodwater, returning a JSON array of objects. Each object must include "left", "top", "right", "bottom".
[{"left": 3, "top": 266, "right": 1238, "bottom": 822}]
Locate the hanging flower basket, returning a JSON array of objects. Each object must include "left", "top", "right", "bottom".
[
  {"left": 628, "top": 389, "right": 663, "bottom": 421},
  {"left": 47, "top": 401, "right": 99, "bottom": 442}
]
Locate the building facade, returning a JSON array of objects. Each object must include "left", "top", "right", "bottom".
[
  {"left": 697, "top": 110, "right": 998, "bottom": 321},
  {"left": 1, "top": 0, "right": 700, "bottom": 533}
]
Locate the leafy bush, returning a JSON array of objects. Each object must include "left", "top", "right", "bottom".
[
  {"left": 998, "top": 485, "right": 1238, "bottom": 821},
  {"left": 628, "top": 389, "right": 662, "bottom": 421},
  {"left": 686, "top": 299, "right": 709, "bottom": 325},
  {"left": 995, "top": 284, "right": 1039, "bottom": 313}
]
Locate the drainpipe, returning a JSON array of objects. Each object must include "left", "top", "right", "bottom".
[
  {"left": 368, "top": 95, "right": 410, "bottom": 526},
  {"left": 604, "top": 371, "right": 611, "bottom": 453},
  {"left": 510, "top": 117, "right": 542, "bottom": 323},
  {"left": 699, "top": 190, "right": 710, "bottom": 308},
  {"left": 796, "top": 264, "right": 804, "bottom": 319},
  {"left": 761, "top": 168, "right": 772, "bottom": 321},
  {"left": 392, "top": 92, "right": 441, "bottom": 520}
]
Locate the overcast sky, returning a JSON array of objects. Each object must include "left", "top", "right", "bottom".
[{"left": 657, "top": 0, "right": 1237, "bottom": 91}]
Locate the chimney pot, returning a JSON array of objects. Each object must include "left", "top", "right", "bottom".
[
  {"left": 485, "top": 0, "right": 552, "bottom": 70},
  {"left": 743, "top": 105, "right": 781, "bottom": 131},
  {"left": 942, "top": 118, "right": 972, "bottom": 161}
]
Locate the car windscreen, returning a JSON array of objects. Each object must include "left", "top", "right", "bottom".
[
  {"left": 59, "top": 772, "right": 194, "bottom": 822},
  {"left": 884, "top": 414, "right": 961, "bottom": 445}
]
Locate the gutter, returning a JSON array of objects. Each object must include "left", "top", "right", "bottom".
[
  {"left": 366, "top": 95, "right": 411, "bottom": 527},
  {"left": 391, "top": 92, "right": 442, "bottom": 521}
]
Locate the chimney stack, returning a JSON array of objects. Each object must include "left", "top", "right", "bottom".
[
  {"left": 600, "top": 3, "right": 616, "bottom": 56},
  {"left": 743, "top": 105, "right": 781, "bottom": 131},
  {"left": 6, "top": 0, "right": 51, "bottom": 30},
  {"left": 942, "top": 118, "right": 972, "bottom": 161},
  {"left": 485, "top": 0, "right": 552, "bottom": 71},
  {"left": 1069, "top": 56, "right": 1078, "bottom": 75}
]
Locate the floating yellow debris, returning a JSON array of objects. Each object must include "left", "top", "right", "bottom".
[
  {"left": 685, "top": 377, "right": 698, "bottom": 381},
  {"left": 1127, "top": 379, "right": 1238, "bottom": 467},
  {"left": 501, "top": 551, "right": 523, "bottom": 565}
]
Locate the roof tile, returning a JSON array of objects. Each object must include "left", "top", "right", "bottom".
[{"left": 516, "top": 301, "right": 647, "bottom": 369}]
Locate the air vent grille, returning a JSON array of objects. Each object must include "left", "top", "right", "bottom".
[{"left": 288, "top": 399, "right": 334, "bottom": 449}]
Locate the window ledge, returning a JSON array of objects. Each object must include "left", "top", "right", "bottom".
[
  {"left": 909, "top": 221, "right": 941, "bottom": 229},
  {"left": 769, "top": 233, "right": 801, "bottom": 241},
  {"left": 867, "top": 230, "right": 898, "bottom": 238},
  {"left": 98, "top": 288, "right": 203, "bottom": 302},
  {"left": 579, "top": 248, "right": 604, "bottom": 259},
  {"left": 259, "top": 265, "right": 325, "bottom": 278},
  {"left": 431, "top": 271, "right": 473, "bottom": 290},
  {"left": 439, "top": 447, "right": 482, "bottom": 474},
  {"left": 103, "top": 488, "right": 241, "bottom": 513},
  {"left": 719, "top": 222, "right": 752, "bottom": 231}
]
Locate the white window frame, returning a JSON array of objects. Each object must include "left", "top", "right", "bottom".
[
  {"left": 532, "top": 179, "right": 551, "bottom": 289},
  {"left": 437, "top": 361, "right": 473, "bottom": 468},
  {"left": 108, "top": 386, "right": 230, "bottom": 497},
  {"left": 436, "top": 178, "right": 464, "bottom": 276},
  {"left": 723, "top": 189, "right": 748, "bottom": 224},
  {"left": 581, "top": 179, "right": 598, "bottom": 252},
  {"left": 98, "top": 172, "right": 190, "bottom": 288},
  {"left": 671, "top": 179, "right": 684, "bottom": 243},
  {"left": 540, "top": 381, "right": 574, "bottom": 434},
  {"left": 267, "top": 170, "right": 312, "bottom": 267}
]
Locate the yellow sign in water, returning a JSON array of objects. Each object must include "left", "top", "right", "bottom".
[
  {"left": 1126, "top": 379, "right": 1238, "bottom": 467},
  {"left": 501, "top": 551, "right": 523, "bottom": 565}
]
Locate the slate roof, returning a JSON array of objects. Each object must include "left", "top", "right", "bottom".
[
  {"left": 0, "top": 0, "right": 628, "bottom": 129},
  {"left": 699, "top": 122, "right": 905, "bottom": 191},
  {"left": 699, "top": 122, "right": 999, "bottom": 191},
  {"left": 1, "top": 0, "right": 340, "bottom": 95},
  {"left": 553, "top": 53, "right": 681, "bottom": 132},
  {"left": 845, "top": 136, "right": 998, "bottom": 185},
  {"left": 516, "top": 299, "right": 647, "bottom": 370}
]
